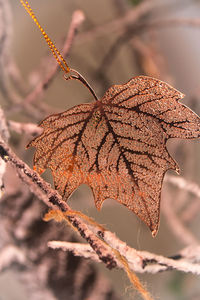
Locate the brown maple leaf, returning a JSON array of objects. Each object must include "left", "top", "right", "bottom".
[{"left": 27, "top": 76, "right": 200, "bottom": 236}]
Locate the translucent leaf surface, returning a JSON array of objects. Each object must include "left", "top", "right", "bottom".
[{"left": 28, "top": 76, "right": 200, "bottom": 236}]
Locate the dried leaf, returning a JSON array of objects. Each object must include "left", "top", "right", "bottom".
[{"left": 28, "top": 76, "right": 200, "bottom": 236}]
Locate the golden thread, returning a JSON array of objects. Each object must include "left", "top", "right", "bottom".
[
  {"left": 113, "top": 250, "right": 154, "bottom": 300},
  {"left": 43, "top": 210, "right": 85, "bottom": 235},
  {"left": 64, "top": 210, "right": 106, "bottom": 232},
  {"left": 20, "top": 0, "right": 70, "bottom": 73},
  {"left": 44, "top": 209, "right": 106, "bottom": 232},
  {"left": 43, "top": 210, "right": 64, "bottom": 222}
]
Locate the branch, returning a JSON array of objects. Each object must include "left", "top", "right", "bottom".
[
  {"left": 5, "top": 10, "right": 85, "bottom": 121},
  {"left": 76, "top": 0, "right": 157, "bottom": 44},
  {"left": 0, "top": 133, "right": 153, "bottom": 299},
  {"left": 103, "top": 231, "right": 200, "bottom": 274},
  {"left": 8, "top": 120, "right": 42, "bottom": 137},
  {"left": 163, "top": 175, "right": 200, "bottom": 246},
  {"left": 162, "top": 194, "right": 199, "bottom": 246},
  {"left": 93, "top": 15, "right": 200, "bottom": 78},
  {"left": 48, "top": 239, "right": 200, "bottom": 275},
  {"left": 0, "top": 136, "right": 117, "bottom": 270},
  {"left": 166, "top": 175, "right": 200, "bottom": 199},
  {"left": 146, "top": 17, "right": 200, "bottom": 31},
  {"left": 166, "top": 174, "right": 200, "bottom": 222},
  {"left": 1, "top": 133, "right": 199, "bottom": 277}
]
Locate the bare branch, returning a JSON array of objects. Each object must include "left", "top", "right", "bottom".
[
  {"left": 76, "top": 0, "right": 158, "bottom": 44},
  {"left": 146, "top": 17, "right": 200, "bottom": 31},
  {"left": 103, "top": 231, "right": 200, "bottom": 274},
  {"left": 166, "top": 175, "right": 200, "bottom": 199},
  {"left": 4, "top": 10, "right": 85, "bottom": 120},
  {"left": 162, "top": 194, "right": 199, "bottom": 246},
  {"left": 8, "top": 120, "right": 42, "bottom": 137},
  {"left": 48, "top": 240, "right": 200, "bottom": 275},
  {"left": 166, "top": 175, "right": 200, "bottom": 224},
  {"left": 0, "top": 136, "right": 117, "bottom": 270},
  {"left": 48, "top": 241, "right": 100, "bottom": 262},
  {"left": 181, "top": 200, "right": 200, "bottom": 223}
]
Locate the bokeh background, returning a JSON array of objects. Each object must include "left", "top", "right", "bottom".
[{"left": 0, "top": 0, "right": 200, "bottom": 299}]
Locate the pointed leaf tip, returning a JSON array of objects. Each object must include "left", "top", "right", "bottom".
[{"left": 28, "top": 76, "right": 200, "bottom": 234}]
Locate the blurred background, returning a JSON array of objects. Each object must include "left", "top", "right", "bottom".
[{"left": 0, "top": 0, "right": 200, "bottom": 299}]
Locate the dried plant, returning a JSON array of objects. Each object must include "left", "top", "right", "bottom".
[{"left": 0, "top": 0, "right": 200, "bottom": 300}]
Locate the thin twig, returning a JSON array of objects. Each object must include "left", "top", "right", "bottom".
[
  {"left": 162, "top": 193, "right": 199, "bottom": 246},
  {"left": 95, "top": 16, "right": 200, "bottom": 77},
  {"left": 145, "top": 17, "right": 200, "bottom": 31},
  {"left": 166, "top": 175, "right": 200, "bottom": 199},
  {"left": 76, "top": 0, "right": 157, "bottom": 44},
  {"left": 5, "top": 10, "right": 85, "bottom": 120},
  {"left": 8, "top": 120, "right": 42, "bottom": 137},
  {"left": 181, "top": 200, "right": 200, "bottom": 223},
  {"left": 166, "top": 174, "right": 200, "bottom": 225}
]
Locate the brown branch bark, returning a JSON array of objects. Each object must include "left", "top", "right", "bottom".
[{"left": 0, "top": 136, "right": 117, "bottom": 270}]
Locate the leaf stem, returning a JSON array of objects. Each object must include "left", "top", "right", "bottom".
[{"left": 64, "top": 69, "right": 98, "bottom": 101}]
